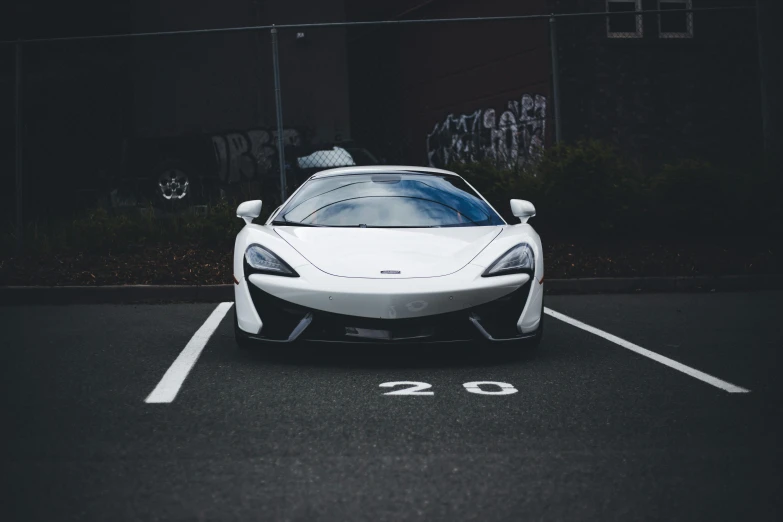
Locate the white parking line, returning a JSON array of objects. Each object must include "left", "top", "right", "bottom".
[
  {"left": 145, "top": 302, "right": 234, "bottom": 403},
  {"left": 544, "top": 307, "right": 750, "bottom": 394}
]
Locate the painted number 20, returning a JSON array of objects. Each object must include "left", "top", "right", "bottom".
[{"left": 379, "top": 381, "right": 518, "bottom": 396}]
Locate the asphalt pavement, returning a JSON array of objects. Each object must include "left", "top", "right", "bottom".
[{"left": 2, "top": 291, "right": 781, "bottom": 521}]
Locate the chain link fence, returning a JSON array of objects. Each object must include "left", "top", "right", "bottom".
[{"left": 2, "top": 3, "right": 768, "bottom": 251}]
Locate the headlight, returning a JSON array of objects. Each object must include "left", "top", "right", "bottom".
[
  {"left": 244, "top": 244, "right": 299, "bottom": 277},
  {"left": 482, "top": 243, "right": 534, "bottom": 277}
]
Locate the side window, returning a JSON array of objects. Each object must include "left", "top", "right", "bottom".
[
  {"left": 606, "top": 0, "right": 643, "bottom": 39},
  {"left": 659, "top": 0, "right": 694, "bottom": 39}
]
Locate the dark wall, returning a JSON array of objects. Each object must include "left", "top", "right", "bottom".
[
  {"left": 3, "top": 0, "right": 132, "bottom": 221},
  {"left": 121, "top": 0, "right": 353, "bottom": 208},
  {"left": 4, "top": 0, "right": 354, "bottom": 221},
  {"left": 0, "top": 43, "right": 16, "bottom": 225},
  {"left": 347, "top": 0, "right": 552, "bottom": 167},
  {"left": 756, "top": 0, "right": 783, "bottom": 176},
  {"left": 548, "top": 0, "right": 762, "bottom": 170},
  {"left": 130, "top": 0, "right": 351, "bottom": 144}
]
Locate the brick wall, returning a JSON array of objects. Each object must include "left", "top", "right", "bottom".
[{"left": 346, "top": 0, "right": 552, "bottom": 166}]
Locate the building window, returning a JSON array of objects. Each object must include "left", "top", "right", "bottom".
[
  {"left": 659, "top": 0, "right": 694, "bottom": 38},
  {"left": 607, "top": 0, "right": 643, "bottom": 39}
]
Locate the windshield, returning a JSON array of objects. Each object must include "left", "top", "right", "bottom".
[{"left": 276, "top": 172, "right": 505, "bottom": 227}]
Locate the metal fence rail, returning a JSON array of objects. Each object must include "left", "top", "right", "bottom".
[{"left": 0, "top": 7, "right": 756, "bottom": 45}]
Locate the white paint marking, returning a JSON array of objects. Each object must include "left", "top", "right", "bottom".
[
  {"left": 543, "top": 307, "right": 750, "bottom": 394},
  {"left": 379, "top": 381, "right": 434, "bottom": 395},
  {"left": 463, "top": 381, "right": 518, "bottom": 395},
  {"left": 145, "top": 302, "right": 234, "bottom": 403}
]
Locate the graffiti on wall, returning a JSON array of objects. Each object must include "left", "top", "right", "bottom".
[
  {"left": 211, "top": 128, "right": 301, "bottom": 183},
  {"left": 426, "top": 94, "right": 547, "bottom": 170}
]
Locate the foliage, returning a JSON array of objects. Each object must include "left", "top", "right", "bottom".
[
  {"left": 647, "top": 158, "right": 781, "bottom": 237},
  {"left": 2, "top": 141, "right": 778, "bottom": 256},
  {"left": 449, "top": 160, "right": 544, "bottom": 224},
  {"left": 449, "top": 139, "right": 776, "bottom": 239},
  {"left": 1, "top": 199, "right": 246, "bottom": 256},
  {"left": 646, "top": 159, "right": 729, "bottom": 234},
  {"left": 533, "top": 139, "right": 644, "bottom": 236},
  {"left": 451, "top": 140, "right": 644, "bottom": 236}
]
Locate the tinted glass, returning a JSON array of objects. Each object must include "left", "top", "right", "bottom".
[{"left": 278, "top": 172, "right": 505, "bottom": 227}]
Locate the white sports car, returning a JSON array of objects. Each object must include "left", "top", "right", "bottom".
[{"left": 232, "top": 166, "right": 544, "bottom": 351}]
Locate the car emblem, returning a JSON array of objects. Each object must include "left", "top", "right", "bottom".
[{"left": 381, "top": 270, "right": 401, "bottom": 274}]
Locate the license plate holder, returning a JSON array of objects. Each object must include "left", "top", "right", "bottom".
[{"left": 345, "top": 327, "right": 392, "bottom": 340}]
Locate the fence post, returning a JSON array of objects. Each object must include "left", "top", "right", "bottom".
[
  {"left": 755, "top": 0, "right": 771, "bottom": 177},
  {"left": 271, "top": 27, "right": 287, "bottom": 204},
  {"left": 549, "top": 15, "right": 562, "bottom": 145},
  {"left": 15, "top": 41, "right": 23, "bottom": 254}
]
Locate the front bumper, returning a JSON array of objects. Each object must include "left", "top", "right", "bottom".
[{"left": 238, "top": 277, "right": 539, "bottom": 345}]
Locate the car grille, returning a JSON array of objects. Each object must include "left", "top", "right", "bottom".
[{"left": 247, "top": 280, "right": 533, "bottom": 343}]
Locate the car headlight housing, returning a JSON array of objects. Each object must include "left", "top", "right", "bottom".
[
  {"left": 244, "top": 244, "right": 299, "bottom": 277},
  {"left": 482, "top": 243, "right": 535, "bottom": 277}
]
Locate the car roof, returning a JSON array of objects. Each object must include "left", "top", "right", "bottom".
[{"left": 309, "top": 165, "right": 461, "bottom": 180}]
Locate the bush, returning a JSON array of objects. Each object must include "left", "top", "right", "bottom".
[
  {"left": 531, "top": 139, "right": 645, "bottom": 236},
  {"left": 447, "top": 160, "right": 543, "bottom": 223},
  {"left": 645, "top": 158, "right": 783, "bottom": 238},
  {"left": 2, "top": 147, "right": 776, "bottom": 256},
  {"left": 450, "top": 141, "right": 779, "bottom": 240},
  {"left": 741, "top": 169, "right": 783, "bottom": 236},
  {"left": 446, "top": 141, "right": 645, "bottom": 236},
  {"left": 646, "top": 159, "right": 730, "bottom": 236},
  {"left": 1, "top": 199, "right": 246, "bottom": 256}
]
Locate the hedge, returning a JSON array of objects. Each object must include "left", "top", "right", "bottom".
[
  {"left": 2, "top": 139, "right": 779, "bottom": 254},
  {"left": 450, "top": 139, "right": 781, "bottom": 239}
]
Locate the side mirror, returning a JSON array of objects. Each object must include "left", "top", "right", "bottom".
[
  {"left": 510, "top": 199, "right": 536, "bottom": 224},
  {"left": 236, "top": 200, "right": 262, "bottom": 225}
]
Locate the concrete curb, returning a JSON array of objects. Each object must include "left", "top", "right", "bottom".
[
  {"left": 542, "top": 275, "right": 783, "bottom": 295},
  {"left": 1, "top": 275, "right": 782, "bottom": 305},
  {"left": 0, "top": 284, "right": 234, "bottom": 305}
]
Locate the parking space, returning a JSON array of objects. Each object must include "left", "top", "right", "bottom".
[
  {"left": 546, "top": 292, "right": 782, "bottom": 398},
  {"left": 2, "top": 293, "right": 781, "bottom": 521}
]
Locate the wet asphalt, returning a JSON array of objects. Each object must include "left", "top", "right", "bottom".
[{"left": 1, "top": 291, "right": 781, "bottom": 521}]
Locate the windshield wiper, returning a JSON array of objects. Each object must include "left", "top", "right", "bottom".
[{"left": 271, "top": 220, "right": 323, "bottom": 227}]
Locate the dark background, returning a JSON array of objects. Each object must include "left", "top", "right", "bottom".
[{"left": 1, "top": 0, "right": 780, "bottom": 223}]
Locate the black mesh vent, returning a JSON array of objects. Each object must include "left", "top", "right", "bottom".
[
  {"left": 471, "top": 280, "right": 532, "bottom": 339},
  {"left": 246, "top": 281, "right": 310, "bottom": 340},
  {"left": 245, "top": 277, "right": 534, "bottom": 343}
]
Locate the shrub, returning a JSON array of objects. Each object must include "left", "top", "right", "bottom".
[
  {"left": 741, "top": 169, "right": 783, "bottom": 237},
  {"left": 447, "top": 160, "right": 544, "bottom": 223},
  {"left": 646, "top": 159, "right": 728, "bottom": 236},
  {"left": 437, "top": 143, "right": 776, "bottom": 240},
  {"left": 649, "top": 159, "right": 782, "bottom": 238},
  {"left": 531, "top": 139, "right": 644, "bottom": 237},
  {"left": 2, "top": 149, "right": 775, "bottom": 256},
  {"left": 1, "top": 200, "right": 246, "bottom": 256},
  {"left": 446, "top": 141, "right": 645, "bottom": 236}
]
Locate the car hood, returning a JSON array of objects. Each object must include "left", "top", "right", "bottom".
[{"left": 274, "top": 226, "right": 502, "bottom": 278}]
